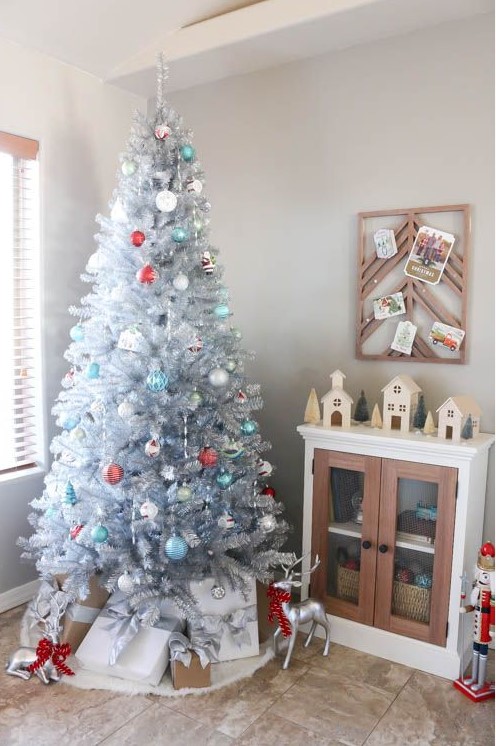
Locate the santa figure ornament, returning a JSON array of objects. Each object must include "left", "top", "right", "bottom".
[{"left": 454, "top": 541, "right": 495, "bottom": 702}]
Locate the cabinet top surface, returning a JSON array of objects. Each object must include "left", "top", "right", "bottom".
[{"left": 297, "top": 423, "right": 494, "bottom": 460}]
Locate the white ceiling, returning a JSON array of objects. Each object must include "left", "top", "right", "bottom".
[{"left": 0, "top": 0, "right": 492, "bottom": 96}]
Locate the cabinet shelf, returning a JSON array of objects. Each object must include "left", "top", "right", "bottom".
[
  {"left": 329, "top": 521, "right": 362, "bottom": 539},
  {"left": 329, "top": 522, "right": 436, "bottom": 554}
]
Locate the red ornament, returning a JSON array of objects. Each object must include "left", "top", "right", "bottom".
[
  {"left": 236, "top": 390, "right": 247, "bottom": 403},
  {"left": 261, "top": 486, "right": 276, "bottom": 498},
  {"left": 69, "top": 524, "right": 84, "bottom": 540},
  {"left": 395, "top": 567, "right": 414, "bottom": 584},
  {"left": 136, "top": 264, "right": 158, "bottom": 284},
  {"left": 188, "top": 337, "right": 203, "bottom": 353},
  {"left": 102, "top": 462, "right": 124, "bottom": 485},
  {"left": 344, "top": 559, "right": 360, "bottom": 571},
  {"left": 130, "top": 230, "right": 146, "bottom": 247},
  {"left": 198, "top": 447, "right": 218, "bottom": 468}
]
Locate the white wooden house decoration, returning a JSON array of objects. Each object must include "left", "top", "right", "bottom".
[
  {"left": 381, "top": 375, "right": 421, "bottom": 433},
  {"left": 321, "top": 370, "right": 353, "bottom": 428},
  {"left": 436, "top": 395, "right": 481, "bottom": 441}
]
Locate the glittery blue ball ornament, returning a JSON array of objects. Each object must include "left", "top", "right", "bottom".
[
  {"left": 165, "top": 535, "right": 189, "bottom": 561},
  {"left": 414, "top": 573, "right": 432, "bottom": 589},
  {"left": 180, "top": 145, "right": 195, "bottom": 162},
  {"left": 147, "top": 370, "right": 169, "bottom": 392},
  {"left": 91, "top": 525, "right": 109, "bottom": 543},
  {"left": 172, "top": 227, "right": 188, "bottom": 243},
  {"left": 86, "top": 362, "right": 100, "bottom": 379},
  {"left": 70, "top": 324, "right": 84, "bottom": 342},
  {"left": 241, "top": 419, "right": 258, "bottom": 436},
  {"left": 62, "top": 415, "right": 80, "bottom": 431},
  {"left": 64, "top": 482, "right": 77, "bottom": 505},
  {"left": 216, "top": 470, "right": 234, "bottom": 489},
  {"left": 214, "top": 304, "right": 230, "bottom": 319}
]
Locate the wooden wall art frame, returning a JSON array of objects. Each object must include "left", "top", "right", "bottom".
[{"left": 356, "top": 204, "right": 470, "bottom": 364}]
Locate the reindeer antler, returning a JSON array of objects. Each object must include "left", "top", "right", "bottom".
[
  {"left": 281, "top": 552, "right": 317, "bottom": 579},
  {"left": 292, "top": 555, "right": 321, "bottom": 579}
]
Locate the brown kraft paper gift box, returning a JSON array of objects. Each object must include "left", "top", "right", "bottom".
[
  {"left": 171, "top": 651, "right": 211, "bottom": 690},
  {"left": 55, "top": 574, "right": 110, "bottom": 652}
]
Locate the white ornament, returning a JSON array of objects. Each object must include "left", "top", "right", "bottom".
[
  {"left": 173, "top": 273, "right": 189, "bottom": 291},
  {"left": 118, "top": 326, "right": 145, "bottom": 353},
  {"left": 70, "top": 427, "right": 86, "bottom": 441},
  {"left": 186, "top": 179, "right": 203, "bottom": 194},
  {"left": 161, "top": 465, "right": 176, "bottom": 481},
  {"left": 259, "top": 514, "right": 277, "bottom": 533},
  {"left": 140, "top": 500, "right": 159, "bottom": 520},
  {"left": 218, "top": 513, "right": 234, "bottom": 530},
  {"left": 208, "top": 368, "right": 229, "bottom": 387},
  {"left": 117, "top": 401, "right": 135, "bottom": 419},
  {"left": 117, "top": 573, "right": 134, "bottom": 594},
  {"left": 156, "top": 190, "right": 177, "bottom": 212},
  {"left": 145, "top": 438, "right": 161, "bottom": 458},
  {"left": 86, "top": 252, "right": 102, "bottom": 274},
  {"left": 258, "top": 460, "right": 273, "bottom": 478},
  {"left": 177, "top": 485, "right": 192, "bottom": 502},
  {"left": 110, "top": 198, "right": 127, "bottom": 224},
  {"left": 155, "top": 124, "right": 171, "bottom": 140}
]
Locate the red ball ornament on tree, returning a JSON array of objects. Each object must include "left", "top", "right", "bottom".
[
  {"left": 102, "top": 462, "right": 124, "bottom": 485},
  {"left": 136, "top": 264, "right": 158, "bottom": 284},
  {"left": 198, "top": 447, "right": 218, "bottom": 468},
  {"left": 261, "top": 486, "right": 276, "bottom": 498},
  {"left": 130, "top": 230, "right": 146, "bottom": 247}
]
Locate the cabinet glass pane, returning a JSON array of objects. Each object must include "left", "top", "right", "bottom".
[
  {"left": 393, "top": 478, "right": 437, "bottom": 624},
  {"left": 327, "top": 467, "right": 365, "bottom": 605}
]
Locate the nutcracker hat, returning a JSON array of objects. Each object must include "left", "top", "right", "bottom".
[{"left": 477, "top": 541, "right": 495, "bottom": 571}]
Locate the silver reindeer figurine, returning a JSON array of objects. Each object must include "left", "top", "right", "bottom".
[
  {"left": 273, "top": 554, "right": 331, "bottom": 669},
  {"left": 6, "top": 596, "right": 65, "bottom": 684}
]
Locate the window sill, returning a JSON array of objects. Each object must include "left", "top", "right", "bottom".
[{"left": 0, "top": 464, "right": 45, "bottom": 486}]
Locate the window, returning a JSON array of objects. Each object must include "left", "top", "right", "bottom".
[
  {"left": 393, "top": 385, "right": 401, "bottom": 394},
  {"left": 0, "top": 131, "right": 40, "bottom": 474},
  {"left": 387, "top": 403, "right": 394, "bottom": 411},
  {"left": 399, "top": 404, "right": 407, "bottom": 412},
  {"left": 447, "top": 409, "right": 454, "bottom": 419},
  {"left": 333, "top": 398, "right": 342, "bottom": 407}
]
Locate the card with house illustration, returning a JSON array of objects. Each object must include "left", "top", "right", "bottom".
[
  {"left": 404, "top": 226, "right": 455, "bottom": 285},
  {"left": 429, "top": 322, "right": 465, "bottom": 352},
  {"left": 373, "top": 292, "right": 406, "bottom": 320}
]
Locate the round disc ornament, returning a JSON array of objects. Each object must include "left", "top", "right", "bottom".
[
  {"left": 211, "top": 585, "right": 226, "bottom": 600},
  {"left": 136, "top": 264, "right": 158, "bottom": 284},
  {"left": 165, "top": 535, "right": 189, "bottom": 561},
  {"left": 130, "top": 230, "right": 146, "bottom": 247},
  {"left": 172, "top": 273, "right": 189, "bottom": 291},
  {"left": 218, "top": 513, "right": 235, "bottom": 530},
  {"left": 139, "top": 500, "right": 159, "bottom": 520},
  {"left": 145, "top": 437, "right": 161, "bottom": 457},
  {"left": 258, "top": 460, "right": 273, "bottom": 478},
  {"left": 156, "top": 190, "right": 177, "bottom": 212},
  {"left": 186, "top": 178, "right": 203, "bottom": 194},
  {"left": 154, "top": 124, "right": 171, "bottom": 140},
  {"left": 146, "top": 369, "right": 169, "bottom": 392},
  {"left": 117, "top": 573, "right": 135, "bottom": 594},
  {"left": 91, "top": 525, "right": 109, "bottom": 543},
  {"left": 208, "top": 368, "right": 229, "bottom": 387},
  {"left": 102, "top": 462, "right": 124, "bottom": 485}
]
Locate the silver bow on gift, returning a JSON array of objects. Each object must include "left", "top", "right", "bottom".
[
  {"left": 168, "top": 631, "right": 216, "bottom": 669},
  {"left": 188, "top": 604, "right": 257, "bottom": 658},
  {"left": 99, "top": 597, "right": 147, "bottom": 665}
]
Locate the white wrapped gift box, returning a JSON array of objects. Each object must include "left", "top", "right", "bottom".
[
  {"left": 76, "top": 593, "right": 185, "bottom": 686},
  {"left": 188, "top": 577, "right": 259, "bottom": 662}
]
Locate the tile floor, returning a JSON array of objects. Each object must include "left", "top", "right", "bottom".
[{"left": 0, "top": 604, "right": 494, "bottom": 745}]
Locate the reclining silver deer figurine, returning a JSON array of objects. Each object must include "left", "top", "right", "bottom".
[{"left": 271, "top": 554, "right": 331, "bottom": 669}]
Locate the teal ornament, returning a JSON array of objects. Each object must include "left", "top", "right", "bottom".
[
  {"left": 216, "top": 470, "right": 234, "bottom": 489},
  {"left": 64, "top": 482, "right": 77, "bottom": 505},
  {"left": 225, "top": 359, "right": 237, "bottom": 372},
  {"left": 121, "top": 160, "right": 136, "bottom": 176},
  {"left": 165, "top": 535, "right": 189, "bottom": 561},
  {"left": 241, "top": 419, "right": 258, "bottom": 436},
  {"left": 414, "top": 573, "right": 432, "bottom": 589},
  {"left": 91, "top": 525, "right": 109, "bottom": 543},
  {"left": 172, "top": 227, "right": 188, "bottom": 243},
  {"left": 69, "top": 324, "right": 84, "bottom": 342},
  {"left": 62, "top": 415, "right": 80, "bottom": 431},
  {"left": 147, "top": 370, "right": 169, "bottom": 392},
  {"left": 214, "top": 304, "right": 230, "bottom": 319},
  {"left": 177, "top": 485, "right": 192, "bottom": 502},
  {"left": 86, "top": 362, "right": 100, "bottom": 379},
  {"left": 180, "top": 145, "right": 195, "bottom": 162},
  {"left": 189, "top": 390, "right": 203, "bottom": 408}
]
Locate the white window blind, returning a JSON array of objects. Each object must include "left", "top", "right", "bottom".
[{"left": 0, "top": 132, "right": 40, "bottom": 474}]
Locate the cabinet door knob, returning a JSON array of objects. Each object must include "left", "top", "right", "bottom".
[
  {"left": 362, "top": 540, "right": 372, "bottom": 549},
  {"left": 379, "top": 544, "right": 388, "bottom": 554}
]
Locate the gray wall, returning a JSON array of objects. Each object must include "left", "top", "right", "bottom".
[{"left": 167, "top": 14, "right": 495, "bottom": 552}]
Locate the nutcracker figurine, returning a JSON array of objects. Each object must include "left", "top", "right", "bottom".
[{"left": 454, "top": 541, "right": 495, "bottom": 702}]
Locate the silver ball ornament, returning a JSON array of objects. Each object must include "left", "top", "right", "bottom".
[
  {"left": 208, "top": 368, "right": 229, "bottom": 387},
  {"left": 173, "top": 273, "right": 189, "bottom": 291},
  {"left": 117, "top": 573, "right": 134, "bottom": 594},
  {"left": 259, "top": 514, "right": 277, "bottom": 533},
  {"left": 118, "top": 401, "right": 135, "bottom": 418}
]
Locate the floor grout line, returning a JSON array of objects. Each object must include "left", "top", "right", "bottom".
[
  {"left": 359, "top": 669, "right": 416, "bottom": 746},
  {"left": 95, "top": 699, "right": 156, "bottom": 744}
]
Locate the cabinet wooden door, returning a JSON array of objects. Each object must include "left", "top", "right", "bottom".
[
  {"left": 374, "top": 459, "right": 457, "bottom": 646},
  {"left": 311, "top": 448, "right": 381, "bottom": 625}
]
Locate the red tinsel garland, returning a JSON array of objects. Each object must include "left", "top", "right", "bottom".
[
  {"left": 267, "top": 583, "right": 292, "bottom": 638},
  {"left": 27, "top": 637, "right": 75, "bottom": 677}
]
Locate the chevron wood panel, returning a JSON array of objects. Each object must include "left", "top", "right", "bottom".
[{"left": 356, "top": 205, "right": 470, "bottom": 364}]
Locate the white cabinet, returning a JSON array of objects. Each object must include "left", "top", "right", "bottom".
[{"left": 298, "top": 423, "right": 494, "bottom": 679}]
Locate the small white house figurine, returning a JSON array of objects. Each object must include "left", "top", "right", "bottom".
[
  {"left": 321, "top": 370, "right": 353, "bottom": 428},
  {"left": 436, "top": 395, "right": 481, "bottom": 442},
  {"left": 381, "top": 375, "right": 421, "bottom": 433}
]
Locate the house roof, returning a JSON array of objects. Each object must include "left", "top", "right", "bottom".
[
  {"left": 330, "top": 369, "right": 346, "bottom": 380},
  {"left": 321, "top": 388, "right": 354, "bottom": 404},
  {"left": 436, "top": 395, "right": 482, "bottom": 417},
  {"left": 381, "top": 374, "right": 421, "bottom": 395}
]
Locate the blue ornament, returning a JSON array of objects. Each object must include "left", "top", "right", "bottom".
[
  {"left": 86, "top": 362, "right": 100, "bottom": 379},
  {"left": 165, "top": 535, "right": 189, "bottom": 561},
  {"left": 216, "top": 470, "right": 234, "bottom": 489},
  {"left": 172, "top": 227, "right": 188, "bottom": 243},
  {"left": 414, "top": 573, "right": 432, "bottom": 589},
  {"left": 62, "top": 415, "right": 80, "bottom": 431},
  {"left": 91, "top": 525, "right": 109, "bottom": 543},
  {"left": 147, "top": 369, "right": 169, "bottom": 392},
  {"left": 70, "top": 324, "right": 84, "bottom": 342},
  {"left": 64, "top": 482, "right": 77, "bottom": 505},
  {"left": 180, "top": 145, "right": 195, "bottom": 162},
  {"left": 214, "top": 304, "right": 230, "bottom": 319},
  {"left": 240, "top": 419, "right": 258, "bottom": 436}
]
